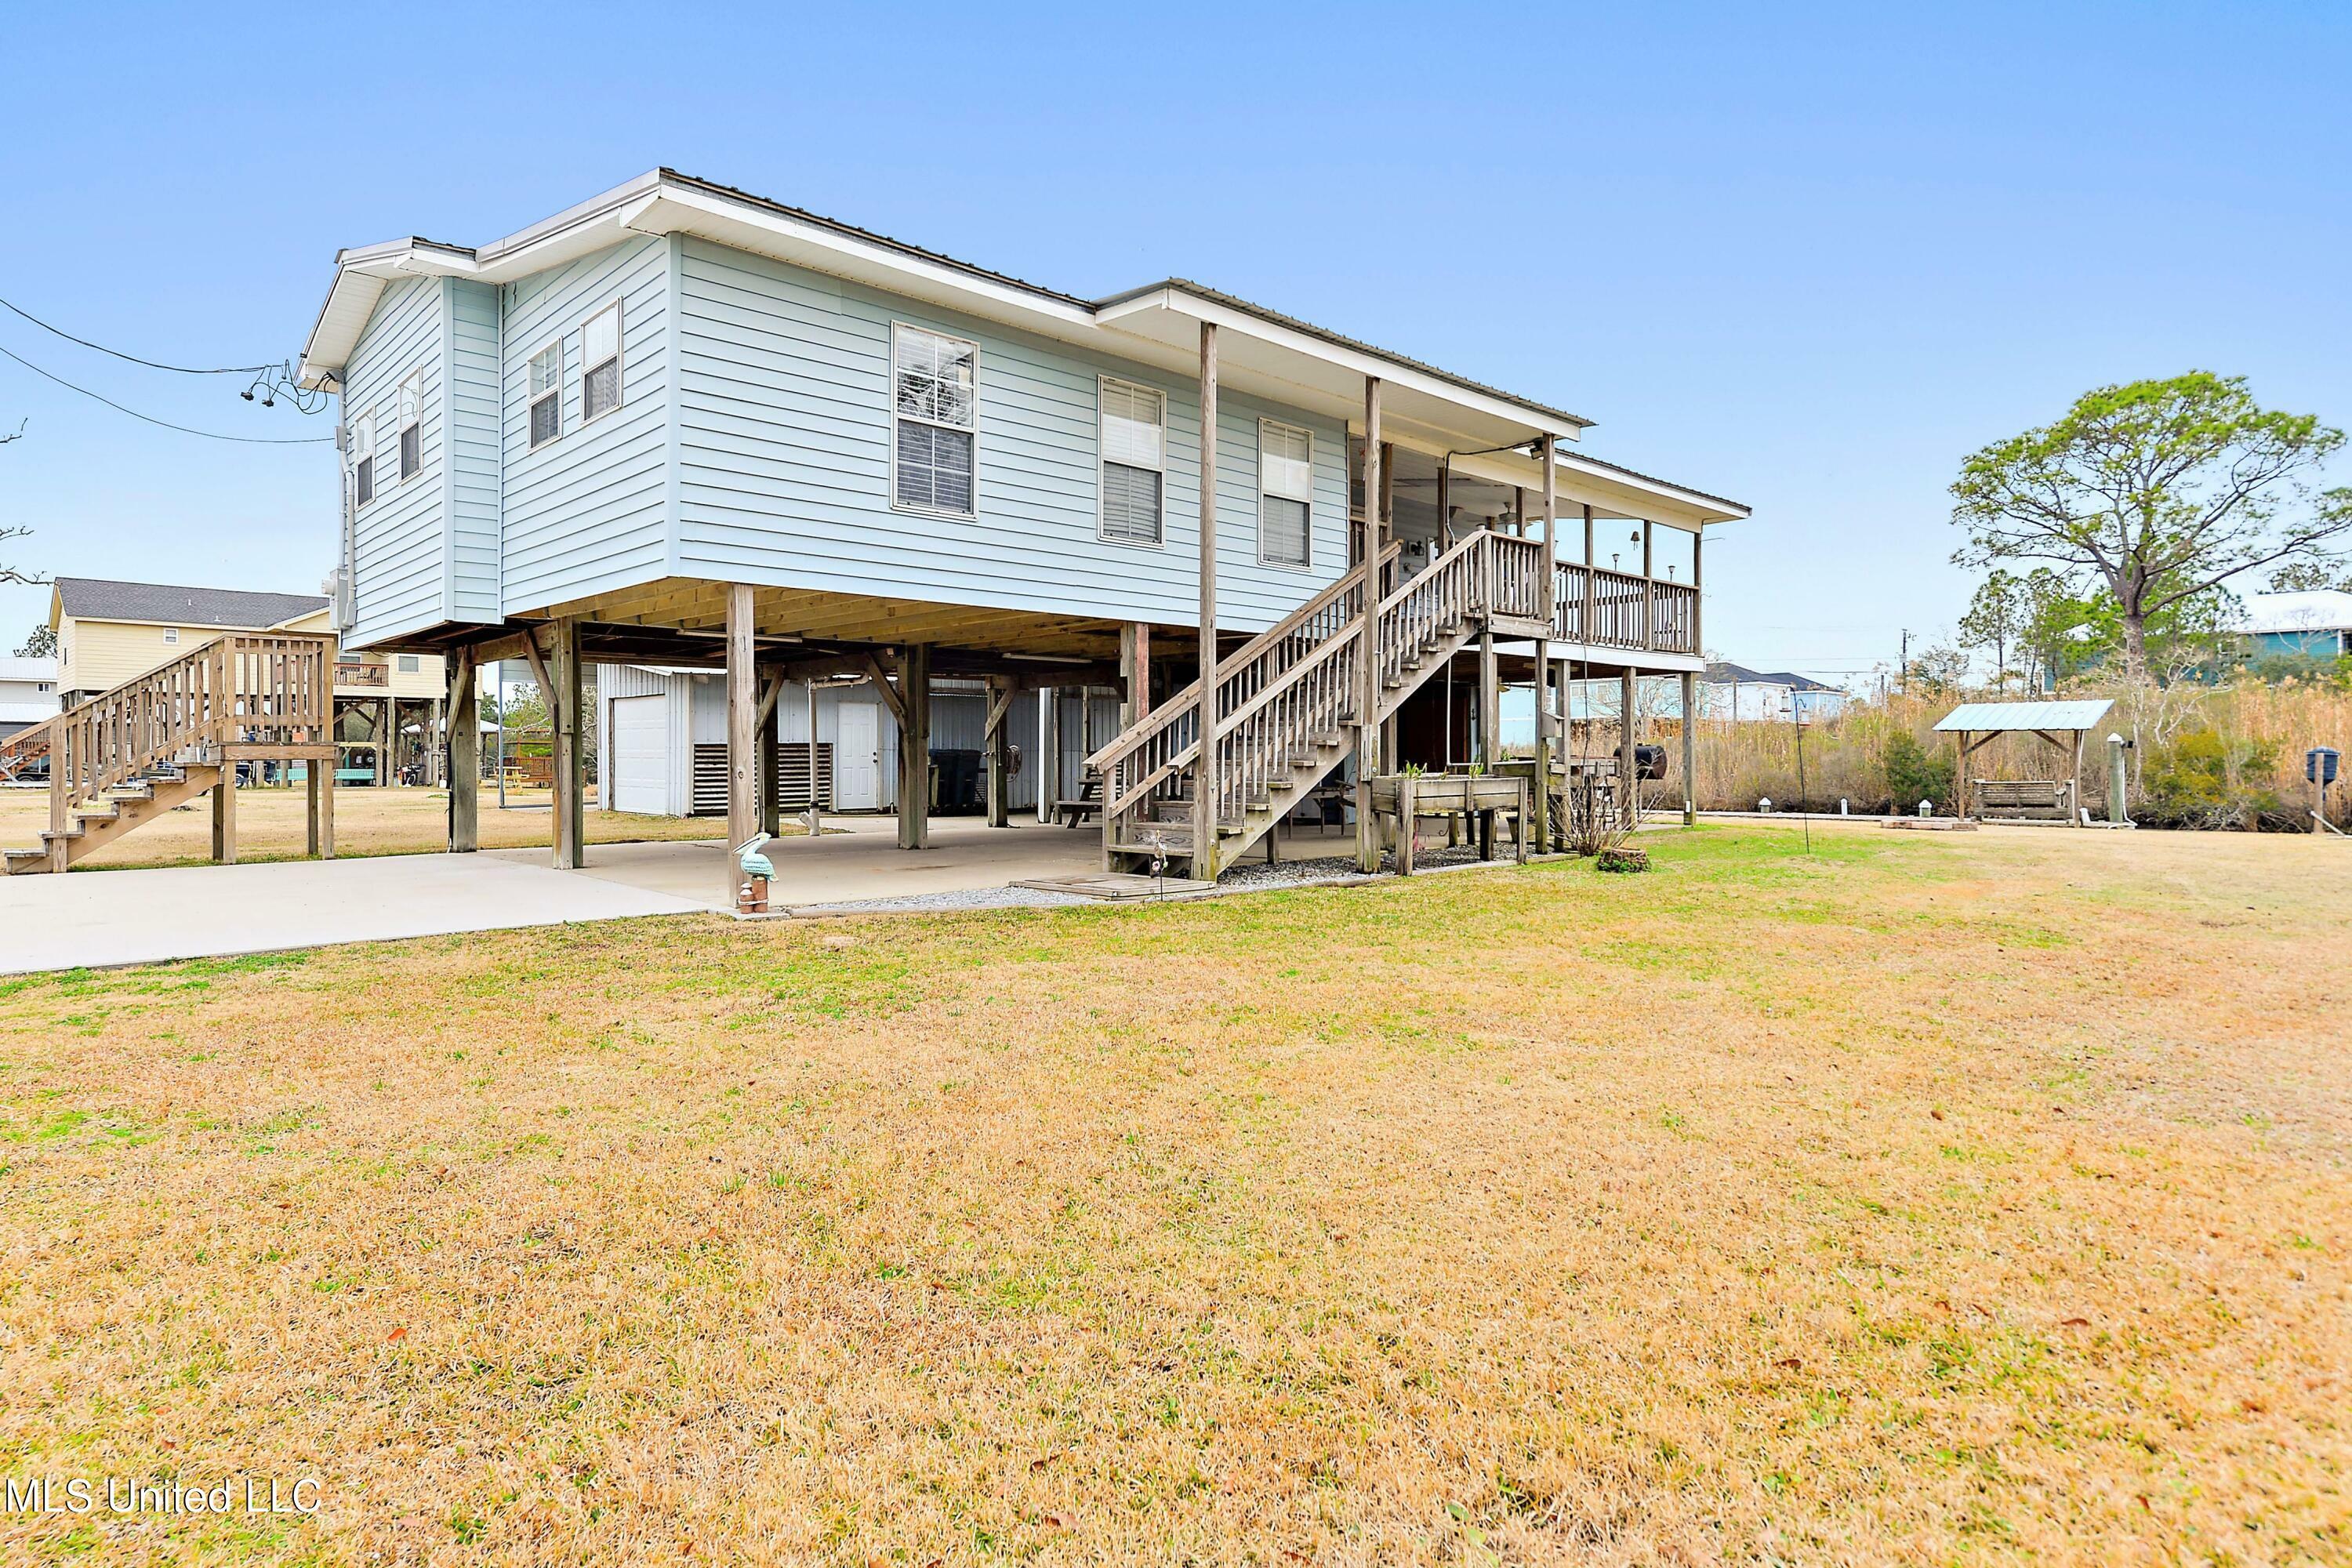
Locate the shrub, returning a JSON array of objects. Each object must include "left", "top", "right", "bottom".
[{"left": 1882, "top": 731, "right": 1953, "bottom": 815}]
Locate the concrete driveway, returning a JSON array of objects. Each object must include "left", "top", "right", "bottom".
[{"left": 0, "top": 852, "right": 708, "bottom": 975}]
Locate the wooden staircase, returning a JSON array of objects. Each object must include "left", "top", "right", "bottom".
[
  {"left": 1, "top": 633, "right": 336, "bottom": 874},
  {"left": 1086, "top": 528, "right": 1550, "bottom": 878}
]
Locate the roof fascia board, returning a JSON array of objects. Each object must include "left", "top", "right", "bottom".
[
  {"left": 1098, "top": 285, "right": 1588, "bottom": 445},
  {"left": 1426, "top": 445, "right": 1743, "bottom": 528}
]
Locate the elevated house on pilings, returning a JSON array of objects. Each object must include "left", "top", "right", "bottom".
[{"left": 295, "top": 169, "right": 1748, "bottom": 893}]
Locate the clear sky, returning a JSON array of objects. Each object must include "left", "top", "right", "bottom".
[{"left": 2, "top": 2, "right": 2346, "bottom": 684}]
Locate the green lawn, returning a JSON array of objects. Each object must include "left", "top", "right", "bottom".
[{"left": 0, "top": 826, "right": 2343, "bottom": 1564}]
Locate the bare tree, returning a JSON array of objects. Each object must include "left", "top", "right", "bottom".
[{"left": 1, "top": 524, "right": 46, "bottom": 587}]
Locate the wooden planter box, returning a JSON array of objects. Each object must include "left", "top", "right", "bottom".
[{"left": 1369, "top": 772, "right": 1530, "bottom": 874}]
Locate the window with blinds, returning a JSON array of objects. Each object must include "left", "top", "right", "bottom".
[
  {"left": 891, "top": 324, "right": 977, "bottom": 516},
  {"left": 1098, "top": 377, "right": 1166, "bottom": 546},
  {"left": 1258, "top": 419, "right": 1313, "bottom": 567},
  {"left": 397, "top": 370, "right": 423, "bottom": 481},
  {"left": 580, "top": 303, "right": 622, "bottom": 423},
  {"left": 528, "top": 341, "right": 562, "bottom": 448}
]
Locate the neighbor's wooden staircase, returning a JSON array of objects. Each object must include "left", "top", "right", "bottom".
[
  {"left": 1085, "top": 528, "right": 1551, "bottom": 878},
  {"left": 1, "top": 633, "right": 335, "bottom": 874}
]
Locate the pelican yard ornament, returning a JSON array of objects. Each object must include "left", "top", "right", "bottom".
[{"left": 735, "top": 833, "right": 775, "bottom": 914}]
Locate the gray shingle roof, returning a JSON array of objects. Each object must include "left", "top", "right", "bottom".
[
  {"left": 53, "top": 578, "right": 328, "bottom": 630},
  {"left": 1705, "top": 661, "right": 1842, "bottom": 692}
]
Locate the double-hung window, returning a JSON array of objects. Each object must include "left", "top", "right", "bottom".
[
  {"left": 891, "top": 324, "right": 976, "bottom": 517},
  {"left": 353, "top": 412, "right": 376, "bottom": 507},
  {"left": 1258, "top": 419, "right": 1313, "bottom": 567},
  {"left": 397, "top": 370, "right": 423, "bottom": 481},
  {"left": 1098, "top": 378, "right": 1166, "bottom": 546},
  {"left": 580, "top": 303, "right": 622, "bottom": 423},
  {"left": 529, "top": 340, "right": 563, "bottom": 448}
]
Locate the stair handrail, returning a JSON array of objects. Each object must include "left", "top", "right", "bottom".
[{"left": 1083, "top": 541, "right": 1399, "bottom": 778}]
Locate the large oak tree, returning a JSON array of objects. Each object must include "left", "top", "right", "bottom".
[{"left": 1950, "top": 373, "right": 2349, "bottom": 682}]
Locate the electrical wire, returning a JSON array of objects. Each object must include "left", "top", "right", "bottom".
[
  {"left": 0, "top": 295, "right": 275, "bottom": 375},
  {"left": 0, "top": 343, "right": 332, "bottom": 445}
]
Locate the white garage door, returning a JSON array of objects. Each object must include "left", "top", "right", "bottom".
[{"left": 608, "top": 695, "right": 670, "bottom": 815}]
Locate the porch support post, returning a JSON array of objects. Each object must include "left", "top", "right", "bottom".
[
  {"left": 756, "top": 666, "right": 784, "bottom": 839},
  {"left": 805, "top": 681, "right": 823, "bottom": 835},
  {"left": 985, "top": 676, "right": 1012, "bottom": 828},
  {"left": 550, "top": 616, "right": 585, "bottom": 869},
  {"left": 896, "top": 642, "right": 931, "bottom": 849},
  {"left": 1534, "top": 433, "right": 1557, "bottom": 851},
  {"left": 1642, "top": 521, "right": 1657, "bottom": 651},
  {"left": 1619, "top": 667, "right": 1639, "bottom": 829},
  {"left": 1194, "top": 320, "right": 1221, "bottom": 880},
  {"left": 1120, "top": 622, "right": 1153, "bottom": 728},
  {"left": 1354, "top": 375, "right": 1383, "bottom": 873},
  {"left": 1478, "top": 627, "right": 1498, "bottom": 768},
  {"left": 210, "top": 762, "right": 237, "bottom": 865},
  {"left": 1039, "top": 687, "right": 1059, "bottom": 823},
  {"left": 724, "top": 588, "right": 760, "bottom": 901},
  {"left": 1582, "top": 503, "right": 1597, "bottom": 637},
  {"left": 448, "top": 649, "right": 477, "bottom": 853},
  {"left": 1692, "top": 528, "right": 1705, "bottom": 655},
  {"left": 1680, "top": 669, "right": 1698, "bottom": 827}
]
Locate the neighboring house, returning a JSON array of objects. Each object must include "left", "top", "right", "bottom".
[
  {"left": 0, "top": 655, "right": 60, "bottom": 742},
  {"left": 1700, "top": 662, "right": 1849, "bottom": 722},
  {"left": 45, "top": 578, "right": 447, "bottom": 782},
  {"left": 298, "top": 168, "right": 1749, "bottom": 877},
  {"left": 2233, "top": 590, "right": 2352, "bottom": 662}
]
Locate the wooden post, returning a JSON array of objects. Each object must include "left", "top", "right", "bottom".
[
  {"left": 1619, "top": 667, "right": 1639, "bottom": 828},
  {"left": 985, "top": 676, "right": 1011, "bottom": 828},
  {"left": 1192, "top": 320, "right": 1221, "bottom": 881},
  {"left": 1692, "top": 528, "right": 1705, "bottom": 655},
  {"left": 549, "top": 619, "right": 585, "bottom": 869},
  {"left": 1355, "top": 375, "right": 1383, "bottom": 873},
  {"left": 1396, "top": 774, "right": 1416, "bottom": 877},
  {"left": 1478, "top": 627, "right": 1498, "bottom": 768},
  {"left": 1533, "top": 434, "right": 1558, "bottom": 851},
  {"left": 1955, "top": 731, "right": 1969, "bottom": 820},
  {"left": 1642, "top": 521, "right": 1657, "bottom": 650},
  {"left": 447, "top": 650, "right": 477, "bottom": 853},
  {"left": 1680, "top": 669, "right": 1698, "bottom": 826},
  {"left": 896, "top": 642, "right": 931, "bottom": 849},
  {"left": 805, "top": 681, "right": 823, "bottom": 837},
  {"left": 307, "top": 767, "right": 323, "bottom": 858},
  {"left": 1582, "top": 503, "right": 1598, "bottom": 644},
  {"left": 754, "top": 667, "right": 784, "bottom": 838},
  {"left": 210, "top": 762, "right": 237, "bottom": 864},
  {"left": 1040, "top": 686, "right": 1060, "bottom": 823},
  {"left": 724, "top": 587, "right": 758, "bottom": 897}
]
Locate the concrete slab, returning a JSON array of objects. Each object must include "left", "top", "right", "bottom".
[{"left": 0, "top": 853, "right": 707, "bottom": 975}]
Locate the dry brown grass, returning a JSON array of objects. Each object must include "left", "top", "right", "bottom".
[
  {"left": 1, "top": 826, "right": 2346, "bottom": 1564},
  {"left": 0, "top": 785, "right": 739, "bottom": 870}
]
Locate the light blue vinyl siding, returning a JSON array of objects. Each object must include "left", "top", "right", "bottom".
[
  {"left": 444, "top": 280, "right": 503, "bottom": 622},
  {"left": 672, "top": 239, "right": 1347, "bottom": 634},
  {"left": 499, "top": 235, "right": 672, "bottom": 615},
  {"left": 344, "top": 277, "right": 448, "bottom": 650}
]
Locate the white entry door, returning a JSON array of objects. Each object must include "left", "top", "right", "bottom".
[
  {"left": 608, "top": 695, "right": 670, "bottom": 815},
  {"left": 835, "top": 702, "right": 880, "bottom": 809}
]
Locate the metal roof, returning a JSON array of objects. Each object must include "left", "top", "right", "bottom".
[
  {"left": 52, "top": 577, "right": 328, "bottom": 630},
  {"left": 1933, "top": 699, "right": 2114, "bottom": 733}
]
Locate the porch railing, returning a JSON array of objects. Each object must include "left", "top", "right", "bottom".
[{"left": 1552, "top": 563, "right": 1699, "bottom": 655}]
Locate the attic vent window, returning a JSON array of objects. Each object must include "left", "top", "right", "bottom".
[
  {"left": 162, "top": 627, "right": 180, "bottom": 645},
  {"left": 1098, "top": 378, "right": 1165, "bottom": 546},
  {"left": 580, "top": 303, "right": 621, "bottom": 423},
  {"left": 529, "top": 342, "right": 563, "bottom": 448},
  {"left": 397, "top": 370, "right": 423, "bottom": 481},
  {"left": 891, "top": 325, "right": 976, "bottom": 517},
  {"left": 1258, "top": 420, "right": 1313, "bottom": 568}
]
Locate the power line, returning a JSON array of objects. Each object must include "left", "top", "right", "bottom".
[
  {"left": 0, "top": 343, "right": 332, "bottom": 445},
  {"left": 0, "top": 294, "right": 276, "bottom": 375}
]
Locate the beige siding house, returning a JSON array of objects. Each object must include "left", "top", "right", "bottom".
[{"left": 49, "top": 578, "right": 448, "bottom": 783}]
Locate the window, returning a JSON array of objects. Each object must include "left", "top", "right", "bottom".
[
  {"left": 1098, "top": 378, "right": 1166, "bottom": 546},
  {"left": 891, "top": 324, "right": 976, "bottom": 516},
  {"left": 1258, "top": 420, "right": 1313, "bottom": 567},
  {"left": 528, "top": 340, "right": 563, "bottom": 448},
  {"left": 580, "top": 303, "right": 621, "bottom": 423},
  {"left": 353, "top": 412, "right": 376, "bottom": 507},
  {"left": 397, "top": 370, "right": 423, "bottom": 481},
  {"left": 397, "top": 654, "right": 420, "bottom": 673},
  {"left": 162, "top": 627, "right": 180, "bottom": 645}
]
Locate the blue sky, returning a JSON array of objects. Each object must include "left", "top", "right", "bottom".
[{"left": 2, "top": 2, "right": 2346, "bottom": 684}]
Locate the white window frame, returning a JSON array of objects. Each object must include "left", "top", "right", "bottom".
[
  {"left": 397, "top": 368, "right": 423, "bottom": 483},
  {"left": 1256, "top": 418, "right": 1315, "bottom": 569},
  {"left": 527, "top": 337, "right": 564, "bottom": 449},
  {"left": 579, "top": 301, "right": 622, "bottom": 426},
  {"left": 887, "top": 321, "right": 979, "bottom": 521},
  {"left": 397, "top": 654, "right": 420, "bottom": 673},
  {"left": 1096, "top": 376, "right": 1168, "bottom": 550},
  {"left": 352, "top": 411, "right": 376, "bottom": 510},
  {"left": 162, "top": 626, "right": 180, "bottom": 646}
]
